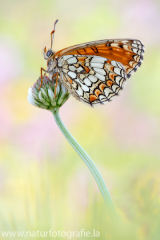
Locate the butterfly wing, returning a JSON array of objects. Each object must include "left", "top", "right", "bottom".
[
  {"left": 57, "top": 55, "right": 127, "bottom": 106},
  {"left": 55, "top": 39, "right": 144, "bottom": 78}
]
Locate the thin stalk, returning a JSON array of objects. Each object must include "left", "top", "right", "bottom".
[{"left": 51, "top": 108, "right": 117, "bottom": 219}]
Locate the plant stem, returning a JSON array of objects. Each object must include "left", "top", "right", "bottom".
[{"left": 51, "top": 108, "right": 117, "bottom": 219}]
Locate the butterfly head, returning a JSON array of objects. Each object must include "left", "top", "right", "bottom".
[
  {"left": 43, "top": 47, "right": 55, "bottom": 60},
  {"left": 46, "top": 49, "right": 53, "bottom": 58}
]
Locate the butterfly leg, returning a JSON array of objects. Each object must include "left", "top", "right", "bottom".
[
  {"left": 38, "top": 67, "right": 48, "bottom": 90},
  {"left": 52, "top": 72, "right": 59, "bottom": 98}
]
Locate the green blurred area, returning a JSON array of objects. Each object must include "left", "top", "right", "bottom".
[{"left": 0, "top": 0, "right": 160, "bottom": 239}]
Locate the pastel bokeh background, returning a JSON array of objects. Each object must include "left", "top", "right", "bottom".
[{"left": 0, "top": 0, "right": 160, "bottom": 239}]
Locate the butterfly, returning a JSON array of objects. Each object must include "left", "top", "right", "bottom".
[{"left": 40, "top": 20, "right": 145, "bottom": 106}]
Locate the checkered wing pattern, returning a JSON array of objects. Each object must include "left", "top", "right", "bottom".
[{"left": 57, "top": 55, "right": 127, "bottom": 106}]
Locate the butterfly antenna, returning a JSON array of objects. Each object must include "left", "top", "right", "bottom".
[{"left": 51, "top": 19, "right": 58, "bottom": 49}]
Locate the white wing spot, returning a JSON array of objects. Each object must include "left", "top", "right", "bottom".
[
  {"left": 58, "top": 59, "right": 63, "bottom": 67},
  {"left": 115, "top": 76, "right": 122, "bottom": 85},
  {"left": 119, "top": 78, "right": 124, "bottom": 87},
  {"left": 88, "top": 75, "right": 97, "bottom": 82},
  {"left": 132, "top": 48, "right": 139, "bottom": 54},
  {"left": 132, "top": 43, "right": 138, "bottom": 48},
  {"left": 121, "top": 70, "right": 125, "bottom": 77},
  {"left": 114, "top": 67, "right": 121, "bottom": 75},
  {"left": 95, "top": 73, "right": 105, "bottom": 81},
  {"left": 122, "top": 40, "right": 128, "bottom": 43},
  {"left": 67, "top": 57, "right": 77, "bottom": 64},
  {"left": 90, "top": 63, "right": 103, "bottom": 68},
  {"left": 138, "top": 50, "right": 141, "bottom": 55},
  {"left": 133, "top": 40, "right": 140, "bottom": 44},
  {"left": 82, "top": 84, "right": 89, "bottom": 92},
  {"left": 63, "top": 55, "right": 72, "bottom": 60},
  {"left": 91, "top": 56, "right": 108, "bottom": 63},
  {"left": 104, "top": 88, "right": 113, "bottom": 98},
  {"left": 84, "top": 78, "right": 92, "bottom": 86},
  {"left": 94, "top": 68, "right": 106, "bottom": 75},
  {"left": 112, "top": 84, "right": 119, "bottom": 92},
  {"left": 115, "top": 87, "right": 120, "bottom": 93},
  {"left": 76, "top": 86, "right": 83, "bottom": 96},
  {"left": 68, "top": 71, "right": 77, "bottom": 79},
  {"left": 111, "top": 60, "right": 119, "bottom": 67},
  {"left": 69, "top": 65, "right": 76, "bottom": 71},
  {"left": 99, "top": 95, "right": 106, "bottom": 101},
  {"left": 77, "top": 66, "right": 83, "bottom": 72},
  {"left": 111, "top": 43, "right": 119, "bottom": 47}
]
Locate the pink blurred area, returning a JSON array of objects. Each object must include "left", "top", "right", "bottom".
[{"left": 0, "top": 37, "right": 24, "bottom": 84}]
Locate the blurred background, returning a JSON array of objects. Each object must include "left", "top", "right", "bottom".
[{"left": 0, "top": 0, "right": 160, "bottom": 239}]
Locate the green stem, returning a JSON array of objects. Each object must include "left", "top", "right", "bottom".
[{"left": 51, "top": 108, "right": 117, "bottom": 219}]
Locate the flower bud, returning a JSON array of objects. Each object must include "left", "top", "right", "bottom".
[{"left": 27, "top": 76, "right": 70, "bottom": 110}]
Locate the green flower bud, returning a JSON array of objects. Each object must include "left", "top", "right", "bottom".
[{"left": 27, "top": 76, "right": 70, "bottom": 110}]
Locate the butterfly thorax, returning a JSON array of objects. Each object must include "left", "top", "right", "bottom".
[{"left": 46, "top": 57, "right": 57, "bottom": 72}]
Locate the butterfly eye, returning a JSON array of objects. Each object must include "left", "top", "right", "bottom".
[{"left": 46, "top": 50, "right": 53, "bottom": 57}]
